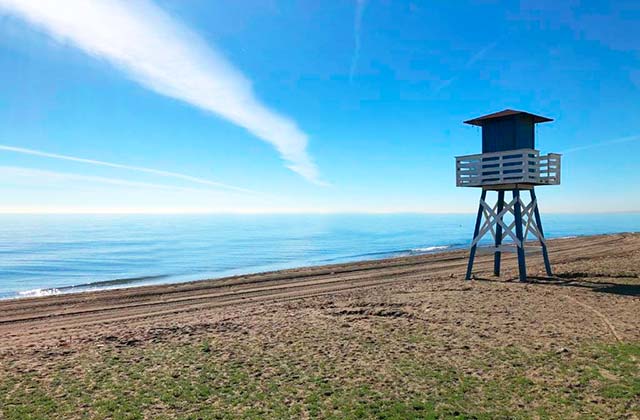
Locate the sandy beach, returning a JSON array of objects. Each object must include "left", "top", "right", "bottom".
[{"left": 1, "top": 233, "right": 639, "bottom": 418}]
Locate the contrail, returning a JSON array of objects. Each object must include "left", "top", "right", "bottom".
[
  {"left": 0, "top": 144, "right": 256, "bottom": 194},
  {"left": 434, "top": 41, "right": 497, "bottom": 93},
  {"left": 0, "top": 0, "right": 322, "bottom": 183},
  {"left": 561, "top": 135, "right": 640, "bottom": 154},
  {"left": 349, "top": 0, "right": 367, "bottom": 82},
  {"left": 465, "top": 41, "right": 498, "bottom": 67},
  {"left": 0, "top": 165, "right": 226, "bottom": 194}
]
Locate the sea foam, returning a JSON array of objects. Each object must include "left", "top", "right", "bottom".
[
  {"left": 410, "top": 245, "right": 450, "bottom": 253},
  {"left": 17, "top": 288, "right": 61, "bottom": 298}
]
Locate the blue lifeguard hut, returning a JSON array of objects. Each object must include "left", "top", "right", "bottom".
[{"left": 456, "top": 109, "right": 562, "bottom": 282}]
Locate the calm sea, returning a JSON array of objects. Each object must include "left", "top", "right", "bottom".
[{"left": 1, "top": 213, "right": 639, "bottom": 299}]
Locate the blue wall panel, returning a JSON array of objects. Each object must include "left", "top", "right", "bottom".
[{"left": 481, "top": 115, "right": 535, "bottom": 153}]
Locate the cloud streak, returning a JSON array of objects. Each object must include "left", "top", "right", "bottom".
[
  {"left": 465, "top": 41, "right": 498, "bottom": 67},
  {"left": 434, "top": 41, "right": 497, "bottom": 93},
  {"left": 561, "top": 134, "right": 640, "bottom": 154},
  {"left": 0, "top": 144, "right": 256, "bottom": 194},
  {"left": 349, "top": 0, "right": 367, "bottom": 82},
  {"left": 0, "top": 0, "right": 321, "bottom": 183},
  {"left": 0, "top": 165, "right": 225, "bottom": 194}
]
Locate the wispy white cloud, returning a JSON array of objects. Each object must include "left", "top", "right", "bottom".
[
  {"left": 561, "top": 134, "right": 640, "bottom": 154},
  {"left": 0, "top": 144, "right": 256, "bottom": 194},
  {"left": 0, "top": 0, "right": 322, "bottom": 183},
  {"left": 349, "top": 0, "right": 367, "bottom": 82}
]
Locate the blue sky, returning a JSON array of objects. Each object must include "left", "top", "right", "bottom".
[{"left": 0, "top": 0, "right": 638, "bottom": 213}]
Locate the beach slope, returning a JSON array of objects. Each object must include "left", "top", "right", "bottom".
[{"left": 1, "top": 233, "right": 639, "bottom": 418}]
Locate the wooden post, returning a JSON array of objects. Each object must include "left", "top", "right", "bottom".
[
  {"left": 493, "top": 190, "right": 505, "bottom": 276},
  {"left": 531, "top": 188, "right": 553, "bottom": 276},
  {"left": 512, "top": 189, "right": 527, "bottom": 282},
  {"left": 466, "top": 189, "right": 487, "bottom": 280}
]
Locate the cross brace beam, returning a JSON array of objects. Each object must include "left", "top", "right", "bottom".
[{"left": 465, "top": 188, "right": 552, "bottom": 282}]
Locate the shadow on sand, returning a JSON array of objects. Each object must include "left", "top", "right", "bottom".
[{"left": 473, "top": 272, "right": 640, "bottom": 297}]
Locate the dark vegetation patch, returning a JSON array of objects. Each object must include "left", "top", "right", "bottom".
[{"left": 332, "top": 307, "right": 414, "bottom": 319}]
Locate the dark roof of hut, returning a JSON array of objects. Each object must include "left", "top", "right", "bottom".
[{"left": 463, "top": 109, "right": 553, "bottom": 126}]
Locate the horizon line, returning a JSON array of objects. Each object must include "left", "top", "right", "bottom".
[{"left": 1, "top": 209, "right": 639, "bottom": 216}]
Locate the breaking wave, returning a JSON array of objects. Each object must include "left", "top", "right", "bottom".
[
  {"left": 17, "top": 288, "right": 61, "bottom": 298},
  {"left": 7, "top": 274, "right": 170, "bottom": 300},
  {"left": 410, "top": 245, "right": 450, "bottom": 253},
  {"left": 318, "top": 244, "right": 455, "bottom": 264}
]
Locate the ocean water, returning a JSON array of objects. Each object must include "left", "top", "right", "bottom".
[{"left": 1, "top": 213, "right": 639, "bottom": 299}]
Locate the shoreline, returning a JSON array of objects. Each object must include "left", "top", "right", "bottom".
[
  {"left": 0, "top": 232, "right": 615, "bottom": 301},
  {"left": 1, "top": 244, "right": 463, "bottom": 301},
  {"left": 1, "top": 241, "right": 467, "bottom": 301}
]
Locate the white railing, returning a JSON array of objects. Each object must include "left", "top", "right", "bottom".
[{"left": 456, "top": 149, "right": 561, "bottom": 187}]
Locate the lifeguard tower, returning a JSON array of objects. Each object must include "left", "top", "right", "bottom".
[{"left": 455, "top": 109, "right": 561, "bottom": 282}]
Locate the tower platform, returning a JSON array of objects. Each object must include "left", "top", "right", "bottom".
[{"left": 456, "top": 149, "right": 561, "bottom": 188}]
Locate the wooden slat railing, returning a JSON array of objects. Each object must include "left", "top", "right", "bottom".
[{"left": 456, "top": 149, "right": 561, "bottom": 187}]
